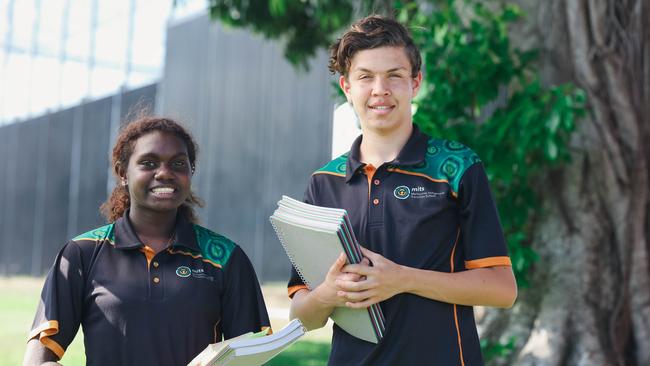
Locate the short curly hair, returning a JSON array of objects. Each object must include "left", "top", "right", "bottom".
[
  {"left": 100, "top": 116, "right": 203, "bottom": 223},
  {"left": 329, "top": 15, "right": 421, "bottom": 78}
]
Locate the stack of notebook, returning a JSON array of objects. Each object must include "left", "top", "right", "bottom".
[
  {"left": 269, "top": 195, "right": 386, "bottom": 343},
  {"left": 188, "top": 319, "right": 305, "bottom": 366}
]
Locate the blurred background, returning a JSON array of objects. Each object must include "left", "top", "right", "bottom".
[
  {"left": 0, "top": 0, "right": 355, "bottom": 280},
  {"left": 1, "top": 0, "right": 648, "bottom": 365}
]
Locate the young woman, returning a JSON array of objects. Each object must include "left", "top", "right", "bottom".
[{"left": 24, "top": 117, "right": 270, "bottom": 366}]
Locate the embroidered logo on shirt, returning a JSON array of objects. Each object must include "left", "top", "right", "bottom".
[
  {"left": 191, "top": 268, "right": 214, "bottom": 282},
  {"left": 176, "top": 266, "right": 191, "bottom": 277},
  {"left": 394, "top": 186, "right": 411, "bottom": 199},
  {"left": 176, "top": 266, "right": 215, "bottom": 281},
  {"left": 394, "top": 186, "right": 446, "bottom": 200}
]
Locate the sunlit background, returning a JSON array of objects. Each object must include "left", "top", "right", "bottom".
[{"left": 0, "top": 0, "right": 209, "bottom": 125}]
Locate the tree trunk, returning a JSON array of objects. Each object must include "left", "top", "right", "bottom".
[{"left": 479, "top": 1, "right": 650, "bottom": 365}]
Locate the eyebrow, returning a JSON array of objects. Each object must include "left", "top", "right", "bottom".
[
  {"left": 353, "top": 67, "right": 408, "bottom": 74},
  {"left": 137, "top": 152, "right": 188, "bottom": 160}
]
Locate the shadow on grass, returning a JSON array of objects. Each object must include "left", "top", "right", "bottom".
[{"left": 266, "top": 340, "right": 330, "bottom": 366}]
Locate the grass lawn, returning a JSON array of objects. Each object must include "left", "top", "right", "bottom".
[{"left": 0, "top": 277, "right": 330, "bottom": 366}]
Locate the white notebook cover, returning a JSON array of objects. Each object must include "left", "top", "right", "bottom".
[
  {"left": 188, "top": 319, "right": 305, "bottom": 366},
  {"left": 270, "top": 215, "right": 380, "bottom": 343}
]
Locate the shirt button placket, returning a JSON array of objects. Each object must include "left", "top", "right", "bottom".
[
  {"left": 151, "top": 259, "right": 161, "bottom": 284},
  {"left": 150, "top": 255, "right": 164, "bottom": 300},
  {"left": 368, "top": 169, "right": 384, "bottom": 225}
]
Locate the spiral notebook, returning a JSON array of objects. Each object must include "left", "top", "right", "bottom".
[
  {"left": 187, "top": 319, "right": 305, "bottom": 366},
  {"left": 270, "top": 195, "right": 386, "bottom": 343}
]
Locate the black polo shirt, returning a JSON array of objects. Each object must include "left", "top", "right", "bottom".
[
  {"left": 288, "top": 125, "right": 511, "bottom": 366},
  {"left": 29, "top": 212, "right": 270, "bottom": 366}
]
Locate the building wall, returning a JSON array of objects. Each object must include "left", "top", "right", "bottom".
[
  {"left": 0, "top": 15, "right": 334, "bottom": 281},
  {"left": 0, "top": 85, "right": 157, "bottom": 275},
  {"left": 160, "top": 15, "right": 334, "bottom": 281}
]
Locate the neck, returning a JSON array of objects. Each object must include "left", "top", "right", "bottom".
[
  {"left": 359, "top": 122, "right": 413, "bottom": 168},
  {"left": 128, "top": 208, "right": 177, "bottom": 250}
]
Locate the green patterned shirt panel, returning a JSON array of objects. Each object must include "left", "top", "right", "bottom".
[
  {"left": 192, "top": 225, "right": 237, "bottom": 268},
  {"left": 314, "top": 153, "right": 348, "bottom": 176},
  {"left": 313, "top": 139, "right": 481, "bottom": 195},
  {"left": 407, "top": 138, "right": 481, "bottom": 195},
  {"left": 72, "top": 223, "right": 116, "bottom": 245}
]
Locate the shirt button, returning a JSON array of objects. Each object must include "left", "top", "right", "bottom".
[
  {"left": 153, "top": 277, "right": 160, "bottom": 284},
  {"left": 373, "top": 198, "right": 380, "bottom": 205},
  {"left": 152, "top": 261, "right": 159, "bottom": 268},
  {"left": 373, "top": 179, "right": 380, "bottom": 185}
]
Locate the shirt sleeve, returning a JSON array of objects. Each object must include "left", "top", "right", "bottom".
[
  {"left": 286, "top": 179, "right": 317, "bottom": 298},
  {"left": 28, "top": 242, "right": 85, "bottom": 360},
  {"left": 220, "top": 246, "right": 271, "bottom": 339},
  {"left": 458, "top": 163, "right": 512, "bottom": 269}
]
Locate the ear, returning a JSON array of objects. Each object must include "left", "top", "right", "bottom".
[
  {"left": 412, "top": 71, "right": 423, "bottom": 97},
  {"left": 339, "top": 75, "right": 352, "bottom": 101},
  {"left": 115, "top": 163, "right": 127, "bottom": 183}
]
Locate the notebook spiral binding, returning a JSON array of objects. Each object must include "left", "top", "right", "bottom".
[{"left": 270, "top": 219, "right": 311, "bottom": 289}]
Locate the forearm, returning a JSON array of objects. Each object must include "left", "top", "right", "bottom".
[
  {"left": 398, "top": 265, "right": 517, "bottom": 308},
  {"left": 23, "top": 339, "right": 61, "bottom": 366},
  {"left": 289, "top": 288, "right": 336, "bottom": 331}
]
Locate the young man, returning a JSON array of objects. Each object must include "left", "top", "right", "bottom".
[{"left": 287, "top": 15, "right": 517, "bottom": 365}]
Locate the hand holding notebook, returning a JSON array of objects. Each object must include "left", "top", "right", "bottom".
[{"left": 270, "top": 196, "right": 386, "bottom": 343}]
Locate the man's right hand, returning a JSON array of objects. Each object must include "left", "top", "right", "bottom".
[
  {"left": 311, "top": 253, "right": 350, "bottom": 308},
  {"left": 289, "top": 253, "right": 369, "bottom": 330}
]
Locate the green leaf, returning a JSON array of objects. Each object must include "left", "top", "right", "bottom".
[
  {"left": 547, "top": 111, "right": 560, "bottom": 132},
  {"left": 268, "top": 0, "right": 287, "bottom": 17},
  {"left": 434, "top": 24, "right": 449, "bottom": 46}
]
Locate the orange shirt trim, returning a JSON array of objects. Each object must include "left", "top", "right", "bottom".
[
  {"left": 386, "top": 167, "right": 449, "bottom": 184},
  {"left": 167, "top": 248, "right": 222, "bottom": 268},
  {"left": 28, "top": 320, "right": 65, "bottom": 359},
  {"left": 465, "top": 256, "right": 512, "bottom": 269},
  {"left": 387, "top": 168, "right": 459, "bottom": 198},
  {"left": 41, "top": 337, "right": 65, "bottom": 359},
  {"left": 313, "top": 171, "right": 345, "bottom": 177},
  {"left": 140, "top": 246, "right": 156, "bottom": 268},
  {"left": 364, "top": 165, "right": 377, "bottom": 199},
  {"left": 288, "top": 284, "right": 308, "bottom": 298},
  {"left": 449, "top": 229, "right": 466, "bottom": 366},
  {"left": 28, "top": 320, "right": 58, "bottom": 340}
]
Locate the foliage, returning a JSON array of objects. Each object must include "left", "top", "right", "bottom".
[
  {"left": 204, "top": 0, "right": 352, "bottom": 69},
  {"left": 480, "top": 337, "right": 516, "bottom": 363},
  {"left": 203, "top": 0, "right": 397, "bottom": 69},
  {"left": 397, "top": 0, "right": 586, "bottom": 287}
]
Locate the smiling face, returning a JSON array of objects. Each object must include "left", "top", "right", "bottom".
[
  {"left": 340, "top": 46, "right": 422, "bottom": 135},
  {"left": 120, "top": 131, "right": 192, "bottom": 219}
]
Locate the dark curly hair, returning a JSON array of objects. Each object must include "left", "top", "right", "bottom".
[
  {"left": 100, "top": 116, "right": 203, "bottom": 223},
  {"left": 329, "top": 15, "right": 421, "bottom": 78}
]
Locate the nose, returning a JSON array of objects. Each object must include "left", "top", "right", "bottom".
[
  {"left": 371, "top": 77, "right": 391, "bottom": 96},
  {"left": 154, "top": 164, "right": 174, "bottom": 180}
]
